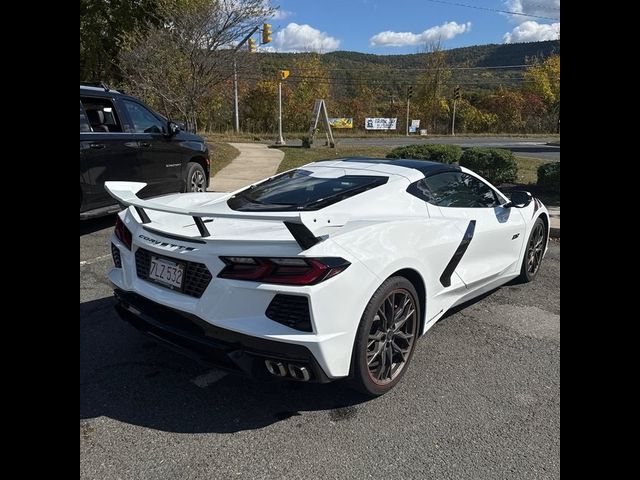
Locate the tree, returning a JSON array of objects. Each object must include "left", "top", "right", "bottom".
[
  {"left": 523, "top": 54, "right": 560, "bottom": 130},
  {"left": 119, "top": 0, "right": 274, "bottom": 131},
  {"left": 80, "top": 0, "right": 162, "bottom": 82},
  {"left": 480, "top": 87, "right": 527, "bottom": 132},
  {"left": 242, "top": 78, "right": 280, "bottom": 132},
  {"left": 415, "top": 40, "right": 452, "bottom": 134},
  {"left": 283, "top": 54, "right": 331, "bottom": 132}
]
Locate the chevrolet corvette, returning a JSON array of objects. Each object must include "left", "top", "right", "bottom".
[{"left": 106, "top": 158, "right": 549, "bottom": 396}]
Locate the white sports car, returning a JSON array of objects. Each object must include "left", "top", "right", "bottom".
[{"left": 106, "top": 158, "right": 549, "bottom": 396}]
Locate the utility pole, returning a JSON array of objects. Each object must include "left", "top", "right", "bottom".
[
  {"left": 233, "top": 56, "right": 239, "bottom": 132},
  {"left": 231, "top": 24, "right": 269, "bottom": 133},
  {"left": 276, "top": 80, "right": 284, "bottom": 145},
  {"left": 406, "top": 86, "right": 413, "bottom": 136},
  {"left": 451, "top": 86, "right": 460, "bottom": 136},
  {"left": 276, "top": 69, "right": 289, "bottom": 145}
]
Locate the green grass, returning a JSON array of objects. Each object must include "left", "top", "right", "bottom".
[
  {"left": 514, "top": 156, "right": 553, "bottom": 185},
  {"left": 200, "top": 131, "right": 560, "bottom": 142},
  {"left": 202, "top": 137, "right": 240, "bottom": 176}
]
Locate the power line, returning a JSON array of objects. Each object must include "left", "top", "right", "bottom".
[
  {"left": 424, "top": 0, "right": 560, "bottom": 21},
  {"left": 238, "top": 75, "right": 535, "bottom": 86}
]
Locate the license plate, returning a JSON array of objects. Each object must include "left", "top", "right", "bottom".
[{"left": 149, "top": 256, "right": 185, "bottom": 289}]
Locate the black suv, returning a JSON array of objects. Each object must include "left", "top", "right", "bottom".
[{"left": 80, "top": 83, "right": 210, "bottom": 219}]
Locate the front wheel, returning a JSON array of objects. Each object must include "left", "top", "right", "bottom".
[
  {"left": 185, "top": 162, "right": 207, "bottom": 192},
  {"left": 349, "top": 276, "right": 420, "bottom": 396},
  {"left": 518, "top": 217, "right": 546, "bottom": 283}
]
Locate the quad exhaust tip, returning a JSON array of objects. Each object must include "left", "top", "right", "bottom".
[
  {"left": 264, "top": 360, "right": 311, "bottom": 382},
  {"left": 265, "top": 360, "right": 287, "bottom": 377}
]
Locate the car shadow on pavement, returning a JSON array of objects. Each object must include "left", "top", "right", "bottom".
[
  {"left": 80, "top": 214, "right": 118, "bottom": 236},
  {"left": 80, "top": 296, "right": 371, "bottom": 434}
]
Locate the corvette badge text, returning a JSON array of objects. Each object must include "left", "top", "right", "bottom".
[{"left": 138, "top": 234, "right": 196, "bottom": 252}]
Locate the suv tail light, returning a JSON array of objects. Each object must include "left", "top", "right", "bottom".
[
  {"left": 114, "top": 217, "right": 132, "bottom": 250},
  {"left": 218, "top": 257, "right": 350, "bottom": 286}
]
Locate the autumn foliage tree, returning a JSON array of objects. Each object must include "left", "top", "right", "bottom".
[
  {"left": 283, "top": 54, "right": 331, "bottom": 132},
  {"left": 415, "top": 41, "right": 452, "bottom": 133},
  {"left": 119, "top": 0, "right": 274, "bottom": 131},
  {"left": 523, "top": 54, "right": 560, "bottom": 130}
]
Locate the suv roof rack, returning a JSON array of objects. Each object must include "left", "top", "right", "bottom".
[{"left": 80, "top": 81, "right": 111, "bottom": 92}]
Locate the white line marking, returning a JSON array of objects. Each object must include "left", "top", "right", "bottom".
[
  {"left": 191, "top": 369, "right": 228, "bottom": 388},
  {"left": 80, "top": 254, "right": 111, "bottom": 266}
]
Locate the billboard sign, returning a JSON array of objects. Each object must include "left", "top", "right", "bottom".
[
  {"left": 365, "top": 118, "right": 397, "bottom": 130},
  {"left": 328, "top": 118, "right": 354, "bottom": 129}
]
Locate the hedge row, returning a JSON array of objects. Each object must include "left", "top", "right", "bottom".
[
  {"left": 459, "top": 147, "right": 518, "bottom": 185},
  {"left": 386, "top": 144, "right": 462, "bottom": 164},
  {"left": 537, "top": 162, "right": 560, "bottom": 192},
  {"left": 386, "top": 144, "right": 518, "bottom": 185}
]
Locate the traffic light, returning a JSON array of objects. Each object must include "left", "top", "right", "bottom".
[
  {"left": 407, "top": 86, "right": 413, "bottom": 99},
  {"left": 262, "top": 24, "right": 272, "bottom": 44},
  {"left": 454, "top": 86, "right": 461, "bottom": 100},
  {"left": 248, "top": 38, "right": 257, "bottom": 53},
  {"left": 279, "top": 70, "right": 290, "bottom": 80}
]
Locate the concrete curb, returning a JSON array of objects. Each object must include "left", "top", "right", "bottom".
[{"left": 547, "top": 206, "right": 560, "bottom": 238}]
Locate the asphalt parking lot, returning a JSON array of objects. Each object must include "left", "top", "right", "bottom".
[{"left": 81, "top": 215, "right": 560, "bottom": 480}]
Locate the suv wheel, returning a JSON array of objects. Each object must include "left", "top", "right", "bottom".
[{"left": 186, "top": 162, "right": 206, "bottom": 192}]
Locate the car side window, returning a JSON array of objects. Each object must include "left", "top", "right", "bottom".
[
  {"left": 80, "top": 101, "right": 91, "bottom": 132},
  {"left": 80, "top": 97, "right": 123, "bottom": 133},
  {"left": 410, "top": 172, "right": 500, "bottom": 208},
  {"left": 122, "top": 100, "right": 163, "bottom": 134}
]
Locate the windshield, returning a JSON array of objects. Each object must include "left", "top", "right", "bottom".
[{"left": 227, "top": 169, "right": 388, "bottom": 211}]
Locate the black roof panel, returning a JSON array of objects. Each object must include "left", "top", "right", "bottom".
[{"left": 334, "top": 157, "right": 461, "bottom": 177}]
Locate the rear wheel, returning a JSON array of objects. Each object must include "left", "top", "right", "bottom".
[
  {"left": 185, "top": 162, "right": 207, "bottom": 192},
  {"left": 349, "top": 276, "right": 420, "bottom": 396},
  {"left": 518, "top": 217, "right": 546, "bottom": 282}
]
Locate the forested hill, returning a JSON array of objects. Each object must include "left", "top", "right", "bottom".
[{"left": 260, "top": 40, "right": 559, "bottom": 70}]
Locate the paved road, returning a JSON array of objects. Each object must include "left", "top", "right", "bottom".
[
  {"left": 81, "top": 216, "right": 559, "bottom": 480},
  {"left": 287, "top": 136, "right": 560, "bottom": 162}
]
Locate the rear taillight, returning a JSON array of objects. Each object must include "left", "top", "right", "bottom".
[
  {"left": 218, "top": 257, "right": 350, "bottom": 285},
  {"left": 114, "top": 217, "right": 132, "bottom": 250}
]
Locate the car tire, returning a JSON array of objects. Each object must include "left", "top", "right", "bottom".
[
  {"left": 349, "top": 276, "right": 420, "bottom": 396},
  {"left": 517, "top": 217, "right": 546, "bottom": 283},
  {"left": 185, "top": 162, "right": 207, "bottom": 192}
]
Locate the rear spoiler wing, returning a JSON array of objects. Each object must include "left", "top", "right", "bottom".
[{"left": 104, "top": 181, "right": 346, "bottom": 250}]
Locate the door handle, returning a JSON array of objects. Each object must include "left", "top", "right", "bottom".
[
  {"left": 89, "top": 143, "right": 105, "bottom": 149},
  {"left": 139, "top": 142, "right": 151, "bottom": 148}
]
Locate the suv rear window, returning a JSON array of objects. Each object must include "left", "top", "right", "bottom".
[
  {"left": 227, "top": 169, "right": 388, "bottom": 211},
  {"left": 80, "top": 97, "right": 123, "bottom": 133}
]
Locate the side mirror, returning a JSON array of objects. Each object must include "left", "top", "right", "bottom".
[
  {"left": 167, "top": 121, "right": 180, "bottom": 136},
  {"left": 503, "top": 190, "right": 533, "bottom": 208}
]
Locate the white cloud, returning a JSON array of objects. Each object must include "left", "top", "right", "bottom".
[
  {"left": 270, "top": 9, "right": 292, "bottom": 20},
  {"left": 273, "top": 23, "right": 340, "bottom": 52},
  {"left": 503, "top": 21, "right": 560, "bottom": 43},
  {"left": 503, "top": 0, "right": 560, "bottom": 23},
  {"left": 370, "top": 21, "right": 471, "bottom": 47}
]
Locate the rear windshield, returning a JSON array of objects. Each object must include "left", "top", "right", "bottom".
[{"left": 227, "top": 169, "right": 388, "bottom": 211}]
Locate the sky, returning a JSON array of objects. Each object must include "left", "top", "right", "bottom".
[{"left": 263, "top": 0, "right": 560, "bottom": 54}]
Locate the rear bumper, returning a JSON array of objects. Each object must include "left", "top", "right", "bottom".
[{"left": 113, "top": 288, "right": 332, "bottom": 383}]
